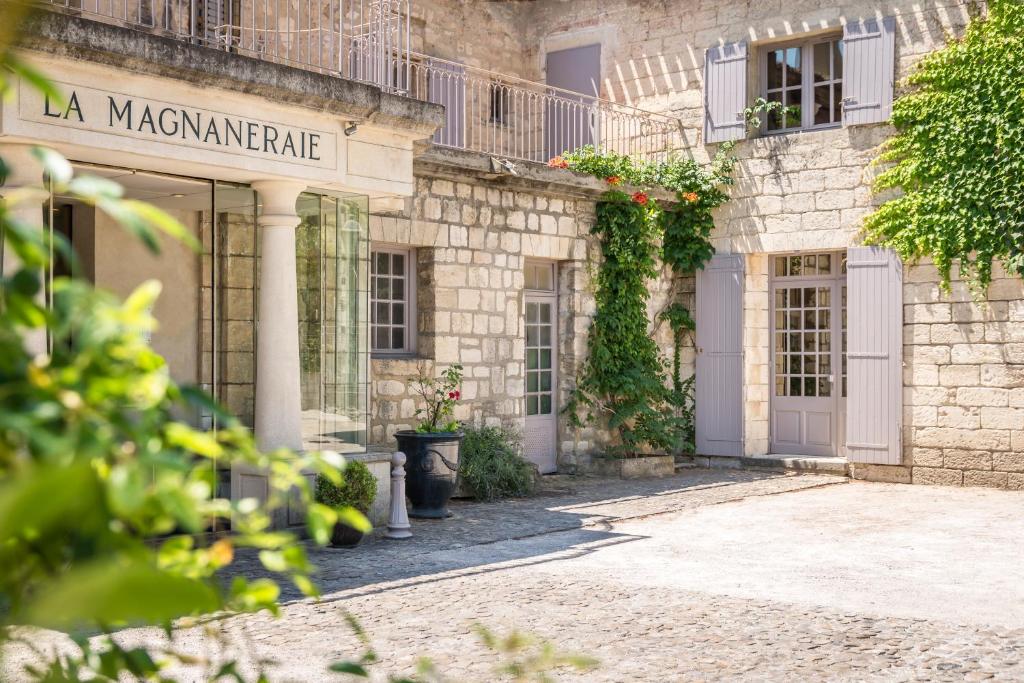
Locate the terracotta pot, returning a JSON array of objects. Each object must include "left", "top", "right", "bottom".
[{"left": 395, "top": 430, "right": 463, "bottom": 519}]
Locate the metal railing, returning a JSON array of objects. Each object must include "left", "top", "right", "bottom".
[
  {"left": 401, "top": 53, "right": 686, "bottom": 164},
  {"left": 42, "top": 0, "right": 685, "bottom": 163},
  {"left": 43, "top": 0, "right": 411, "bottom": 92}
]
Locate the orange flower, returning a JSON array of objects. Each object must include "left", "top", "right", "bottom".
[
  {"left": 605, "top": 175, "right": 622, "bottom": 186},
  {"left": 683, "top": 191, "right": 699, "bottom": 203},
  {"left": 547, "top": 156, "right": 569, "bottom": 169},
  {"left": 631, "top": 191, "right": 649, "bottom": 205}
]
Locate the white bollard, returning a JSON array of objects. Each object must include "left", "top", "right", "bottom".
[{"left": 385, "top": 451, "right": 412, "bottom": 540}]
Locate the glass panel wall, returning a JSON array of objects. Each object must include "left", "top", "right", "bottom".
[{"left": 295, "top": 191, "right": 369, "bottom": 453}]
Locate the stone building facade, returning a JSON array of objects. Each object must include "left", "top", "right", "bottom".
[
  {"left": 362, "top": 0, "right": 1023, "bottom": 489},
  {"left": 8, "top": 0, "right": 1021, "bottom": 503}
]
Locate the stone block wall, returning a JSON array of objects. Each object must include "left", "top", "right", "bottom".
[
  {"left": 368, "top": 164, "right": 697, "bottom": 469},
  {"left": 893, "top": 263, "right": 1024, "bottom": 489}
]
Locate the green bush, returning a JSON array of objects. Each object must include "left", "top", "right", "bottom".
[
  {"left": 459, "top": 425, "right": 536, "bottom": 501},
  {"left": 315, "top": 460, "right": 376, "bottom": 514}
]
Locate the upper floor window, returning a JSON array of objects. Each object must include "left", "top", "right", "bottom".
[
  {"left": 762, "top": 37, "right": 844, "bottom": 133},
  {"left": 371, "top": 246, "right": 416, "bottom": 355}
]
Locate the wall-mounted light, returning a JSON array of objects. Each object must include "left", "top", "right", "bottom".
[{"left": 344, "top": 121, "right": 359, "bottom": 136}]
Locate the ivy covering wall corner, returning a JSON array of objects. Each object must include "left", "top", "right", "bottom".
[
  {"left": 554, "top": 145, "right": 736, "bottom": 455},
  {"left": 865, "top": 0, "right": 1024, "bottom": 290}
]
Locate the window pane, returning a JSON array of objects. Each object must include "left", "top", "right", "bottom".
[
  {"left": 393, "top": 277, "right": 405, "bottom": 301},
  {"left": 527, "top": 395, "right": 538, "bottom": 415},
  {"left": 539, "top": 325, "right": 551, "bottom": 346},
  {"left": 814, "top": 85, "right": 833, "bottom": 125},
  {"left": 539, "top": 394, "right": 552, "bottom": 414},
  {"left": 392, "top": 327, "right": 404, "bottom": 350},
  {"left": 775, "top": 256, "right": 788, "bottom": 277},
  {"left": 392, "top": 302, "right": 404, "bottom": 325},
  {"left": 527, "top": 372, "right": 538, "bottom": 392},
  {"left": 785, "top": 47, "right": 802, "bottom": 86},
  {"left": 790, "top": 376, "right": 802, "bottom": 397},
  {"left": 833, "top": 82, "right": 843, "bottom": 123},
  {"left": 834, "top": 41, "right": 844, "bottom": 79},
  {"left": 814, "top": 42, "right": 830, "bottom": 82},
  {"left": 766, "top": 91, "right": 784, "bottom": 131},
  {"left": 376, "top": 302, "right": 390, "bottom": 325},
  {"left": 374, "top": 327, "right": 390, "bottom": 350},
  {"left": 818, "top": 254, "right": 832, "bottom": 274},
  {"left": 786, "top": 87, "right": 802, "bottom": 128},
  {"left": 790, "top": 258, "right": 802, "bottom": 277},
  {"left": 376, "top": 276, "right": 390, "bottom": 300},
  {"left": 392, "top": 253, "right": 405, "bottom": 274},
  {"left": 540, "top": 349, "right": 551, "bottom": 368},
  {"left": 526, "top": 302, "right": 537, "bottom": 323},
  {"left": 776, "top": 377, "right": 786, "bottom": 397},
  {"left": 526, "top": 325, "right": 538, "bottom": 346},
  {"left": 539, "top": 303, "right": 551, "bottom": 323},
  {"left": 375, "top": 251, "right": 389, "bottom": 275},
  {"left": 540, "top": 371, "right": 552, "bottom": 391},
  {"left": 767, "top": 49, "right": 784, "bottom": 90},
  {"left": 804, "top": 377, "right": 816, "bottom": 397},
  {"left": 527, "top": 349, "right": 538, "bottom": 370}
]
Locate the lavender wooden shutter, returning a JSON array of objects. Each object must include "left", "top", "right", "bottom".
[
  {"left": 696, "top": 254, "right": 744, "bottom": 456},
  {"left": 429, "top": 59, "right": 466, "bottom": 148},
  {"left": 842, "top": 17, "right": 896, "bottom": 126},
  {"left": 846, "top": 247, "right": 903, "bottom": 464},
  {"left": 703, "top": 42, "right": 747, "bottom": 144}
]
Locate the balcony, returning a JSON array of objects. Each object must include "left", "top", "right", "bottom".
[{"left": 41, "top": 0, "right": 684, "bottom": 164}]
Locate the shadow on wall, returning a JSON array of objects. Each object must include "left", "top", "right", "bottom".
[{"left": 522, "top": 0, "right": 977, "bottom": 109}]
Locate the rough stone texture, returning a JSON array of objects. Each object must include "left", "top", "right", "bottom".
[
  {"left": 10, "top": 472, "right": 1024, "bottom": 681},
  {"left": 903, "top": 263, "right": 1024, "bottom": 487},
  {"left": 368, "top": 166, "right": 696, "bottom": 471}
]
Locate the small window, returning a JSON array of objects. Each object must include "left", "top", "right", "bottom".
[
  {"left": 763, "top": 37, "right": 843, "bottom": 133},
  {"left": 371, "top": 247, "right": 416, "bottom": 354}
]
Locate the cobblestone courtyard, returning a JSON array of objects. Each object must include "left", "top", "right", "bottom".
[{"left": 7, "top": 470, "right": 1024, "bottom": 681}]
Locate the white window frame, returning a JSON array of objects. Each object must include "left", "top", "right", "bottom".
[
  {"left": 370, "top": 245, "right": 416, "bottom": 356},
  {"left": 759, "top": 34, "right": 844, "bottom": 134}
]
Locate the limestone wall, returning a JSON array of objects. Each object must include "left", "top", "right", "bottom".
[{"left": 367, "top": 168, "right": 696, "bottom": 468}]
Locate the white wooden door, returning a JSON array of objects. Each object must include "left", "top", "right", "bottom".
[
  {"left": 769, "top": 252, "right": 846, "bottom": 457},
  {"left": 524, "top": 262, "right": 557, "bottom": 473}
]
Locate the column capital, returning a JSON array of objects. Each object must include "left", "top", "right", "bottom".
[{"left": 251, "top": 179, "right": 307, "bottom": 229}]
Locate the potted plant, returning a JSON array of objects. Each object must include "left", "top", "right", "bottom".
[
  {"left": 315, "top": 460, "right": 377, "bottom": 548},
  {"left": 395, "top": 363, "right": 464, "bottom": 519}
]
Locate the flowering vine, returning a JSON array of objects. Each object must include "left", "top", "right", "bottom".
[{"left": 554, "top": 145, "right": 737, "bottom": 455}]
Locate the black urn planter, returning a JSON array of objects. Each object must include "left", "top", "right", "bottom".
[
  {"left": 330, "top": 522, "right": 365, "bottom": 548},
  {"left": 395, "top": 430, "right": 464, "bottom": 519}
]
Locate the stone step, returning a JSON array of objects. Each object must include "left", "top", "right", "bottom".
[{"left": 691, "top": 454, "right": 850, "bottom": 476}]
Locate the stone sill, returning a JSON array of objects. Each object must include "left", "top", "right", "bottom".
[
  {"left": 22, "top": 11, "right": 445, "bottom": 138},
  {"left": 688, "top": 453, "right": 850, "bottom": 476}
]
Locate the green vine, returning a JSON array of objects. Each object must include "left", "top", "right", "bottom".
[
  {"left": 554, "top": 147, "right": 735, "bottom": 455},
  {"left": 864, "top": 0, "right": 1024, "bottom": 290}
]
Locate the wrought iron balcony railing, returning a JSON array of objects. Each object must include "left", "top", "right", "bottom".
[
  {"left": 399, "top": 53, "right": 685, "bottom": 165},
  {"left": 43, "top": 0, "right": 411, "bottom": 93},
  {"left": 41, "top": 0, "right": 685, "bottom": 164}
]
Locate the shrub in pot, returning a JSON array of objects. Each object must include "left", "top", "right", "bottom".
[
  {"left": 395, "top": 363, "right": 464, "bottom": 519},
  {"left": 315, "top": 460, "right": 377, "bottom": 548},
  {"left": 459, "top": 425, "right": 538, "bottom": 501}
]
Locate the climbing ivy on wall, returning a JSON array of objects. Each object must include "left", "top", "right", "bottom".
[
  {"left": 864, "top": 0, "right": 1024, "bottom": 290},
  {"left": 554, "top": 146, "right": 735, "bottom": 455}
]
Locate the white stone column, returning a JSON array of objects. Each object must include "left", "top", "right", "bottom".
[
  {"left": 1, "top": 143, "right": 47, "bottom": 356},
  {"left": 251, "top": 180, "right": 307, "bottom": 452}
]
